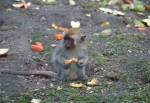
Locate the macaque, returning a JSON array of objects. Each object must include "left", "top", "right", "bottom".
[
  {"left": 0, "top": 25, "right": 88, "bottom": 82},
  {"left": 51, "top": 26, "right": 88, "bottom": 81}
]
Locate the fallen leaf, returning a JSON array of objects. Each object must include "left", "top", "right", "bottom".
[
  {"left": 134, "top": 19, "right": 145, "bottom": 28},
  {"left": 101, "top": 21, "right": 111, "bottom": 27},
  {"left": 57, "top": 86, "right": 62, "bottom": 90},
  {"left": 85, "top": 13, "right": 91, "bottom": 17},
  {"left": 99, "top": 8, "right": 125, "bottom": 16},
  {"left": 64, "top": 58, "right": 78, "bottom": 64},
  {"left": 69, "top": 83, "right": 85, "bottom": 88},
  {"left": 69, "top": 0, "right": 76, "bottom": 6},
  {"left": 122, "top": 0, "right": 133, "bottom": 4},
  {"left": 134, "top": 4, "right": 145, "bottom": 12},
  {"left": 71, "top": 21, "right": 80, "bottom": 28},
  {"left": 31, "top": 42, "right": 44, "bottom": 52},
  {"left": 35, "top": 42, "right": 43, "bottom": 46},
  {"left": 137, "top": 27, "right": 146, "bottom": 32},
  {"left": 50, "top": 44, "right": 57, "bottom": 48},
  {"left": 54, "top": 33, "right": 64, "bottom": 41},
  {"left": 121, "top": 4, "right": 130, "bottom": 11},
  {"left": 46, "top": 0, "right": 56, "bottom": 4},
  {"left": 87, "top": 78, "right": 98, "bottom": 86},
  {"left": 12, "top": 0, "right": 31, "bottom": 9},
  {"left": 31, "top": 99, "right": 41, "bottom": 103},
  {"left": 145, "top": 5, "right": 150, "bottom": 11},
  {"left": 142, "top": 19, "right": 150, "bottom": 27},
  {"left": 0, "top": 48, "right": 9, "bottom": 56},
  {"left": 108, "top": 0, "right": 118, "bottom": 5},
  {"left": 51, "top": 23, "right": 69, "bottom": 33},
  {"left": 101, "top": 29, "right": 112, "bottom": 36}
]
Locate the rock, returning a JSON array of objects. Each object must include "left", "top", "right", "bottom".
[
  {"left": 101, "top": 29, "right": 112, "bottom": 36},
  {"left": 105, "top": 71, "right": 120, "bottom": 81}
]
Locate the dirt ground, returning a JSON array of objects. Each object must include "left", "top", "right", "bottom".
[{"left": 0, "top": 0, "right": 150, "bottom": 103}]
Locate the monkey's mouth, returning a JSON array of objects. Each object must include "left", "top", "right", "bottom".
[{"left": 64, "top": 45, "right": 75, "bottom": 50}]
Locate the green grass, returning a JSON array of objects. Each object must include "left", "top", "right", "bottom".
[
  {"left": 1, "top": 94, "right": 31, "bottom": 103},
  {"left": 43, "top": 85, "right": 110, "bottom": 103},
  {"left": 90, "top": 34, "right": 146, "bottom": 57}
]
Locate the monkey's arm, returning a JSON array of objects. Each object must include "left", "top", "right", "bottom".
[
  {"left": 0, "top": 70, "right": 57, "bottom": 78},
  {"left": 77, "top": 51, "right": 88, "bottom": 67}
]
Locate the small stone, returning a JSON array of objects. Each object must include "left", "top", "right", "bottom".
[
  {"left": 69, "top": 0, "right": 76, "bottom": 6},
  {"left": 31, "top": 99, "right": 41, "bottom": 103},
  {"left": 101, "top": 29, "right": 112, "bottom": 36},
  {"left": 89, "top": 91, "right": 94, "bottom": 94},
  {"left": 85, "top": 13, "right": 91, "bottom": 17},
  {"left": 86, "top": 87, "right": 92, "bottom": 91},
  {"left": 105, "top": 71, "right": 120, "bottom": 81}
]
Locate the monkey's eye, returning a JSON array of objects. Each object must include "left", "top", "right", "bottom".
[{"left": 80, "top": 35, "right": 86, "bottom": 41}]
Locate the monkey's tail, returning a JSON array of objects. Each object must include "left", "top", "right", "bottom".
[{"left": 0, "top": 70, "right": 57, "bottom": 78}]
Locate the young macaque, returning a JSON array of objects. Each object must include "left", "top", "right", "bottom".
[
  {"left": 51, "top": 26, "right": 88, "bottom": 81},
  {"left": 0, "top": 24, "right": 88, "bottom": 82}
]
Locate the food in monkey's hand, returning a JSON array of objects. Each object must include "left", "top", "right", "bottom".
[{"left": 64, "top": 58, "right": 78, "bottom": 65}]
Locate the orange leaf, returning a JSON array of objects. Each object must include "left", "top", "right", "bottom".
[
  {"left": 31, "top": 43, "right": 44, "bottom": 52},
  {"left": 145, "top": 5, "right": 150, "bottom": 11},
  {"left": 122, "top": 0, "right": 133, "bottom": 4},
  {"left": 54, "top": 33, "right": 64, "bottom": 41},
  {"left": 137, "top": 27, "right": 146, "bottom": 32},
  {"left": 69, "top": 83, "right": 85, "bottom": 88},
  {"left": 87, "top": 78, "right": 98, "bottom": 86},
  {"left": 101, "top": 21, "right": 111, "bottom": 27}
]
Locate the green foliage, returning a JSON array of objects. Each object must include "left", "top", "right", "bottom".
[
  {"left": 1, "top": 94, "right": 31, "bottom": 103},
  {"left": 43, "top": 87, "right": 100, "bottom": 103}
]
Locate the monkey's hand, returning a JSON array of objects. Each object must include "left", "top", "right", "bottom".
[
  {"left": 77, "top": 57, "right": 88, "bottom": 67},
  {"left": 64, "top": 58, "right": 78, "bottom": 65}
]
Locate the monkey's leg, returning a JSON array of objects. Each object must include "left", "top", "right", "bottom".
[
  {"left": 0, "top": 70, "right": 57, "bottom": 78},
  {"left": 76, "top": 64, "right": 88, "bottom": 81}
]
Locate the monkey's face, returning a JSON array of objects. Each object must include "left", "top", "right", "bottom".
[
  {"left": 63, "top": 34, "right": 86, "bottom": 50},
  {"left": 63, "top": 36, "right": 75, "bottom": 50}
]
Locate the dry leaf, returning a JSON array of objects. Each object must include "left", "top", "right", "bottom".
[
  {"left": 57, "top": 86, "right": 62, "bottom": 90},
  {"left": 122, "top": 0, "right": 133, "bottom": 4},
  {"left": 69, "top": 83, "right": 85, "bottom": 88},
  {"left": 0, "top": 48, "right": 9, "bottom": 56},
  {"left": 101, "top": 21, "right": 111, "bottom": 27},
  {"left": 145, "top": 5, "right": 150, "bottom": 11},
  {"left": 51, "top": 23, "right": 69, "bottom": 33},
  {"left": 142, "top": 19, "right": 150, "bottom": 27},
  {"left": 87, "top": 78, "right": 98, "bottom": 86},
  {"left": 54, "top": 33, "right": 64, "bottom": 41},
  {"left": 31, "top": 99, "right": 41, "bottom": 103},
  {"left": 137, "top": 27, "right": 146, "bottom": 32},
  {"left": 99, "top": 8, "right": 125, "bottom": 16},
  {"left": 12, "top": 0, "right": 31, "bottom": 9},
  {"left": 64, "top": 58, "right": 78, "bottom": 64},
  {"left": 69, "top": 0, "right": 76, "bottom": 6},
  {"left": 50, "top": 44, "right": 57, "bottom": 48},
  {"left": 31, "top": 42, "right": 44, "bottom": 52}
]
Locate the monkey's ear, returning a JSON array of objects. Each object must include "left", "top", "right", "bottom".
[{"left": 80, "top": 35, "right": 86, "bottom": 41}]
